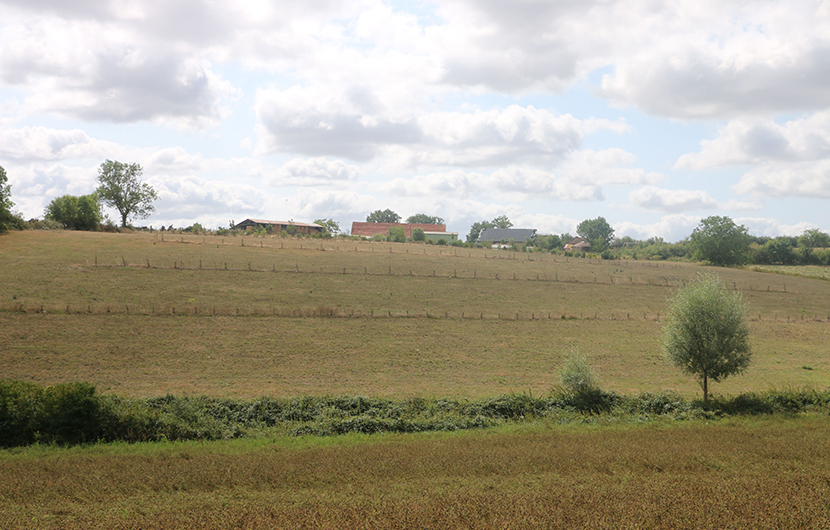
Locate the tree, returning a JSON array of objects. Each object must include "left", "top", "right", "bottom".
[
  {"left": 0, "top": 165, "right": 14, "bottom": 233},
  {"left": 411, "top": 228, "right": 426, "bottom": 242},
  {"left": 466, "top": 216, "right": 513, "bottom": 243},
  {"left": 406, "top": 213, "right": 444, "bottom": 225},
  {"left": 366, "top": 209, "right": 401, "bottom": 223},
  {"left": 44, "top": 194, "right": 102, "bottom": 231},
  {"left": 314, "top": 218, "right": 341, "bottom": 237},
  {"left": 387, "top": 225, "right": 406, "bottom": 242},
  {"left": 491, "top": 215, "right": 512, "bottom": 229},
  {"left": 95, "top": 160, "right": 158, "bottom": 227},
  {"left": 757, "top": 237, "right": 796, "bottom": 265},
  {"left": 576, "top": 217, "right": 615, "bottom": 252},
  {"left": 467, "top": 220, "right": 493, "bottom": 243},
  {"left": 797, "top": 228, "right": 830, "bottom": 263},
  {"left": 689, "top": 216, "right": 751, "bottom": 267},
  {"left": 661, "top": 274, "right": 751, "bottom": 402}
]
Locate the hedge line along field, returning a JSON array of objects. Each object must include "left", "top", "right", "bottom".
[
  {"left": 2, "top": 416, "right": 829, "bottom": 529},
  {"left": 1, "top": 230, "right": 830, "bottom": 398}
]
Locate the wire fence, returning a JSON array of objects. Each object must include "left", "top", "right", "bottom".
[
  {"left": 2, "top": 301, "right": 826, "bottom": 323},
  {"left": 80, "top": 257, "right": 793, "bottom": 293}
]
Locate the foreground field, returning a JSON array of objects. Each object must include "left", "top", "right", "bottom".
[{"left": 2, "top": 416, "right": 829, "bottom": 529}]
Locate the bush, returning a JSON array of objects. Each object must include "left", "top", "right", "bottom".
[
  {"left": 0, "top": 380, "right": 102, "bottom": 446},
  {"left": 558, "top": 346, "right": 596, "bottom": 395}
]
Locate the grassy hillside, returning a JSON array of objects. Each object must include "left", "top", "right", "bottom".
[{"left": 2, "top": 230, "right": 829, "bottom": 399}]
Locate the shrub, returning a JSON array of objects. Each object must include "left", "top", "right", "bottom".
[
  {"left": 558, "top": 346, "right": 596, "bottom": 395},
  {"left": 0, "top": 380, "right": 102, "bottom": 446}
]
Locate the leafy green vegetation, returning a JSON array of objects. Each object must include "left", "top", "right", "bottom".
[{"left": 4, "top": 380, "right": 830, "bottom": 449}]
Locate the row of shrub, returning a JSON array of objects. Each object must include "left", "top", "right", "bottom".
[{"left": 2, "top": 380, "right": 829, "bottom": 448}]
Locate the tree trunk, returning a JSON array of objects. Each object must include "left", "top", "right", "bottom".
[{"left": 703, "top": 374, "right": 709, "bottom": 403}]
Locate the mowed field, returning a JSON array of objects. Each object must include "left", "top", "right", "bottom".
[
  {"left": 3, "top": 230, "right": 830, "bottom": 529},
  {"left": 1, "top": 230, "right": 829, "bottom": 399}
]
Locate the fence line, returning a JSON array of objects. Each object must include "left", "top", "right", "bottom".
[
  {"left": 2, "top": 302, "right": 826, "bottom": 324},
  {"left": 84, "top": 258, "right": 790, "bottom": 293},
  {"left": 152, "top": 234, "right": 688, "bottom": 269}
]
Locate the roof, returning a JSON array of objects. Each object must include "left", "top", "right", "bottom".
[
  {"left": 351, "top": 222, "right": 446, "bottom": 237},
  {"left": 478, "top": 228, "right": 537, "bottom": 243},
  {"left": 235, "top": 219, "right": 323, "bottom": 229}
]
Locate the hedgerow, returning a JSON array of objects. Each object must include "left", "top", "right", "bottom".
[{"left": 2, "top": 380, "right": 829, "bottom": 448}]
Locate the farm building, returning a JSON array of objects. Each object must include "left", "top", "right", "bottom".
[
  {"left": 564, "top": 237, "right": 591, "bottom": 251},
  {"left": 424, "top": 231, "right": 459, "bottom": 243},
  {"left": 351, "top": 222, "right": 446, "bottom": 238},
  {"left": 232, "top": 219, "right": 324, "bottom": 235},
  {"left": 478, "top": 228, "right": 537, "bottom": 245}
]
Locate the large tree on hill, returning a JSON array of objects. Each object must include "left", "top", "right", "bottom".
[
  {"left": 661, "top": 274, "right": 751, "bottom": 402},
  {"left": 576, "top": 217, "right": 615, "bottom": 252},
  {"left": 366, "top": 209, "right": 401, "bottom": 223},
  {"left": 96, "top": 160, "right": 158, "bottom": 228},
  {"left": 406, "top": 213, "right": 444, "bottom": 225},
  {"left": 0, "top": 165, "right": 14, "bottom": 233},
  {"left": 689, "top": 216, "right": 751, "bottom": 267}
]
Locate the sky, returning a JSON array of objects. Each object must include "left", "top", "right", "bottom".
[{"left": 1, "top": 0, "right": 829, "bottom": 242}]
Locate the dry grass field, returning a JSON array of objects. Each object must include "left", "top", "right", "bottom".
[
  {"left": 1, "top": 416, "right": 829, "bottom": 529},
  {"left": 1, "top": 230, "right": 829, "bottom": 399},
  {"left": 3, "top": 230, "right": 830, "bottom": 528}
]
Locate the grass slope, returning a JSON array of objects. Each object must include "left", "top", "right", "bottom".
[{"left": 2, "top": 230, "right": 830, "bottom": 398}]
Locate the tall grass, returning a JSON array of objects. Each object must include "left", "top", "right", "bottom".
[{"left": 2, "top": 416, "right": 830, "bottom": 529}]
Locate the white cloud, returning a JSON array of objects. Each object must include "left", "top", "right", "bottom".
[
  {"left": 613, "top": 214, "right": 701, "bottom": 243},
  {"left": 735, "top": 217, "right": 819, "bottom": 237},
  {"left": 265, "top": 157, "right": 361, "bottom": 187},
  {"left": 255, "top": 93, "right": 631, "bottom": 170},
  {"left": 628, "top": 186, "right": 718, "bottom": 213},
  {"left": 677, "top": 112, "right": 830, "bottom": 170},
  {"left": 734, "top": 161, "right": 830, "bottom": 198},
  {"left": 597, "top": 1, "right": 830, "bottom": 118},
  {"left": 0, "top": 8, "right": 238, "bottom": 128},
  {"left": 0, "top": 126, "right": 120, "bottom": 162}
]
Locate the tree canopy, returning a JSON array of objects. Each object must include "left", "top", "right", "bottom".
[
  {"left": 0, "top": 165, "right": 14, "bottom": 233},
  {"left": 313, "top": 218, "right": 341, "bottom": 236},
  {"left": 576, "top": 217, "right": 615, "bottom": 251},
  {"left": 366, "top": 209, "right": 401, "bottom": 223},
  {"left": 661, "top": 274, "right": 751, "bottom": 402},
  {"left": 96, "top": 160, "right": 158, "bottom": 228},
  {"left": 406, "top": 213, "right": 444, "bottom": 225},
  {"left": 466, "top": 216, "right": 512, "bottom": 243},
  {"left": 44, "top": 194, "right": 102, "bottom": 231},
  {"left": 387, "top": 225, "right": 406, "bottom": 242},
  {"left": 689, "top": 216, "right": 751, "bottom": 267}
]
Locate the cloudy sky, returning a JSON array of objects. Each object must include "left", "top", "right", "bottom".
[{"left": 2, "top": 0, "right": 829, "bottom": 241}]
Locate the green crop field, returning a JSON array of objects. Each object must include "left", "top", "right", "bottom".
[{"left": 2, "top": 230, "right": 830, "bottom": 529}]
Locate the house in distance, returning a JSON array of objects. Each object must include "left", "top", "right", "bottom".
[
  {"left": 564, "top": 237, "right": 591, "bottom": 252},
  {"left": 478, "top": 228, "right": 537, "bottom": 247},
  {"left": 232, "top": 219, "right": 324, "bottom": 235}
]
